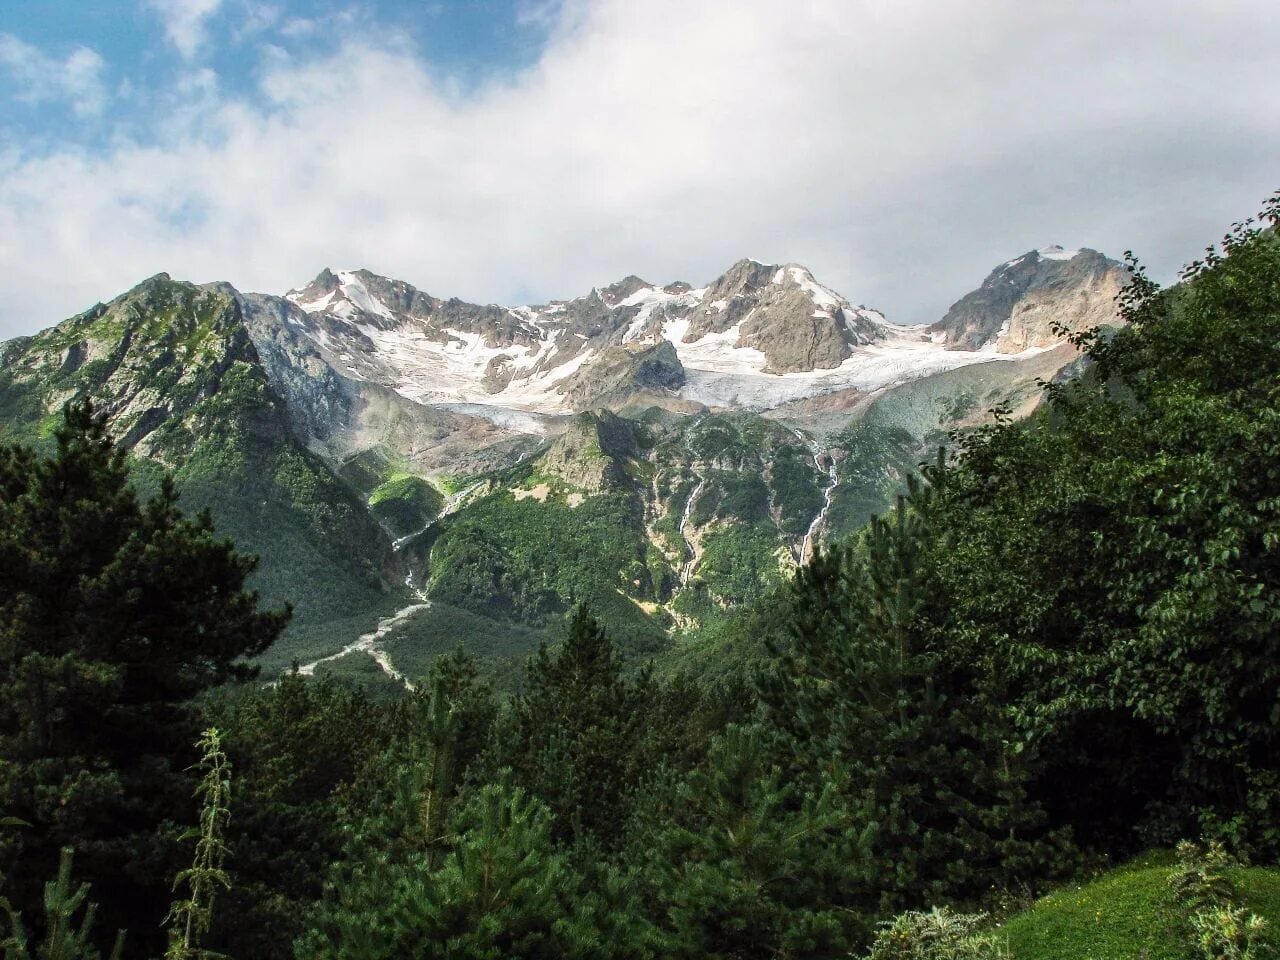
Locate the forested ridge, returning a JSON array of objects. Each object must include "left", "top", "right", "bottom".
[{"left": 2, "top": 197, "right": 1280, "bottom": 958}]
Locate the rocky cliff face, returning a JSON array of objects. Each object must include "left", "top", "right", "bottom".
[
  {"left": 231, "top": 284, "right": 543, "bottom": 478},
  {"left": 535, "top": 411, "right": 640, "bottom": 493},
  {"left": 929, "top": 247, "right": 1127, "bottom": 352},
  {"left": 0, "top": 274, "right": 268, "bottom": 454},
  {"left": 676, "top": 259, "right": 885, "bottom": 373},
  {"left": 555, "top": 339, "right": 686, "bottom": 411},
  {"left": 265, "top": 259, "right": 908, "bottom": 417}
]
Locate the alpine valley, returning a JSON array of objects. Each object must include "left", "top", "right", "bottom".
[{"left": 0, "top": 246, "right": 1127, "bottom": 687}]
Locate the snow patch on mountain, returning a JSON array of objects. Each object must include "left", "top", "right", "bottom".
[
  {"left": 273, "top": 254, "right": 1087, "bottom": 422},
  {"left": 336, "top": 270, "right": 395, "bottom": 320},
  {"left": 661, "top": 316, "right": 768, "bottom": 375},
  {"left": 293, "top": 288, "right": 335, "bottom": 312},
  {"left": 678, "top": 325, "right": 1051, "bottom": 410},
  {"left": 787, "top": 266, "right": 841, "bottom": 310},
  {"left": 1037, "top": 245, "right": 1081, "bottom": 261}
]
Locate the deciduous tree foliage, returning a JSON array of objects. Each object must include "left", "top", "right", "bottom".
[
  {"left": 925, "top": 199, "right": 1280, "bottom": 856},
  {"left": 762, "top": 486, "right": 1067, "bottom": 914}
]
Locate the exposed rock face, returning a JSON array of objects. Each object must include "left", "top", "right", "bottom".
[
  {"left": 0, "top": 272, "right": 401, "bottom": 614},
  {"left": 680, "top": 259, "right": 885, "bottom": 373},
  {"left": 600, "top": 275, "right": 653, "bottom": 305},
  {"left": 556, "top": 339, "right": 685, "bottom": 410},
  {"left": 536, "top": 410, "right": 638, "bottom": 492},
  {"left": 228, "top": 283, "right": 543, "bottom": 475},
  {"left": 231, "top": 288, "right": 353, "bottom": 447},
  {"left": 1, "top": 248, "right": 1121, "bottom": 483},
  {"left": 929, "top": 247, "right": 1127, "bottom": 352},
  {"left": 0, "top": 274, "right": 271, "bottom": 458},
  {"left": 0, "top": 242, "right": 1133, "bottom": 669}
]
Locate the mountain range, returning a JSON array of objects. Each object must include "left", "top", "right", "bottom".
[{"left": 0, "top": 245, "right": 1128, "bottom": 687}]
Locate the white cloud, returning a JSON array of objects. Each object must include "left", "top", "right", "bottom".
[
  {"left": 145, "top": 0, "right": 225, "bottom": 59},
  {"left": 0, "top": 34, "right": 108, "bottom": 117},
  {"left": 1, "top": 0, "right": 1279, "bottom": 338}
]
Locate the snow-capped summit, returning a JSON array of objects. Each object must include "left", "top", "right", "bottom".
[
  {"left": 270, "top": 259, "right": 902, "bottom": 413},
  {"left": 254, "top": 249, "right": 1121, "bottom": 420}
]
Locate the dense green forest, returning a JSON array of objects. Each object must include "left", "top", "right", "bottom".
[{"left": 2, "top": 197, "right": 1280, "bottom": 958}]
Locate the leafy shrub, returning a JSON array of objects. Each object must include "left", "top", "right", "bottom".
[
  {"left": 864, "top": 907, "right": 1010, "bottom": 960},
  {"left": 1171, "top": 839, "right": 1275, "bottom": 960},
  {"left": 1188, "top": 906, "right": 1271, "bottom": 960}
]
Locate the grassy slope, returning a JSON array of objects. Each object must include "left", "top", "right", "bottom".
[
  {"left": 367, "top": 472, "right": 444, "bottom": 538},
  {"left": 998, "top": 857, "right": 1280, "bottom": 959}
]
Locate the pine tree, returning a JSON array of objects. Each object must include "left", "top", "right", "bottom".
[
  {"left": 763, "top": 487, "right": 1064, "bottom": 912},
  {"left": 412, "top": 674, "right": 459, "bottom": 869},
  {"left": 1, "top": 848, "right": 125, "bottom": 960},
  {"left": 0, "top": 400, "right": 288, "bottom": 954},
  {"left": 490, "top": 605, "right": 657, "bottom": 850},
  {"left": 402, "top": 783, "right": 570, "bottom": 958},
  {"left": 298, "top": 783, "right": 595, "bottom": 960},
  {"left": 641, "top": 724, "right": 872, "bottom": 959},
  {"left": 205, "top": 671, "right": 391, "bottom": 960}
]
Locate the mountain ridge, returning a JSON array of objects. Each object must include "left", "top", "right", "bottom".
[{"left": 0, "top": 246, "right": 1128, "bottom": 682}]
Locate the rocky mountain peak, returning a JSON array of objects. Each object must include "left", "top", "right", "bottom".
[
  {"left": 286, "top": 267, "right": 342, "bottom": 304},
  {"left": 706, "top": 258, "right": 778, "bottom": 296},
  {"left": 260, "top": 256, "right": 923, "bottom": 415},
  {"left": 930, "top": 246, "right": 1127, "bottom": 352},
  {"left": 600, "top": 275, "right": 654, "bottom": 306},
  {"left": 5, "top": 242, "right": 1119, "bottom": 465},
  {"left": 131, "top": 271, "right": 174, "bottom": 291},
  {"left": 2, "top": 275, "right": 271, "bottom": 457},
  {"left": 536, "top": 409, "right": 639, "bottom": 492},
  {"left": 680, "top": 259, "right": 885, "bottom": 374}
]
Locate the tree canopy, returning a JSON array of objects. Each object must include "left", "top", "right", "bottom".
[{"left": 0, "top": 399, "right": 288, "bottom": 953}]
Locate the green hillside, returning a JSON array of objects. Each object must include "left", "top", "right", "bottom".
[
  {"left": 0, "top": 275, "right": 398, "bottom": 667},
  {"left": 0, "top": 267, "right": 1071, "bottom": 685},
  {"left": 999, "top": 857, "right": 1280, "bottom": 960}
]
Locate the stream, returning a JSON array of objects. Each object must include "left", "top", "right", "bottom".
[
  {"left": 297, "top": 478, "right": 484, "bottom": 687},
  {"left": 296, "top": 602, "right": 430, "bottom": 689},
  {"left": 678, "top": 475, "right": 708, "bottom": 586},
  {"left": 392, "top": 480, "right": 485, "bottom": 551},
  {"left": 677, "top": 421, "right": 708, "bottom": 587},
  {"left": 794, "top": 428, "right": 839, "bottom": 564}
]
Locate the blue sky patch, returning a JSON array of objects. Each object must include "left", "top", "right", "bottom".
[{"left": 0, "top": 1, "right": 558, "bottom": 152}]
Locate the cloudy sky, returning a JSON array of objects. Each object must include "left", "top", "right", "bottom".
[{"left": 0, "top": 0, "right": 1277, "bottom": 338}]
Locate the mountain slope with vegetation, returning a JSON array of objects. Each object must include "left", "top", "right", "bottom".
[
  {"left": 1, "top": 195, "right": 1278, "bottom": 958},
  {"left": 0, "top": 247, "right": 1125, "bottom": 679},
  {"left": 0, "top": 275, "right": 399, "bottom": 657}
]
